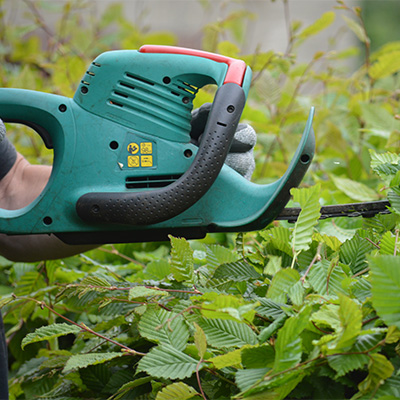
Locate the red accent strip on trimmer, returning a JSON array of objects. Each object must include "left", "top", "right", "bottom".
[{"left": 139, "top": 45, "right": 246, "bottom": 86}]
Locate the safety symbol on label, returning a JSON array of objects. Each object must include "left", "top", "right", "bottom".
[
  {"left": 127, "top": 143, "right": 139, "bottom": 155},
  {"left": 141, "top": 155, "right": 153, "bottom": 167},
  {"left": 140, "top": 142, "right": 153, "bottom": 154},
  {"left": 127, "top": 156, "right": 140, "bottom": 167}
]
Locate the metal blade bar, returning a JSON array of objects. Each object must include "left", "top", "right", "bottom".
[{"left": 277, "top": 200, "right": 391, "bottom": 223}]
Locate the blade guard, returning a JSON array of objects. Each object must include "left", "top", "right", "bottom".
[{"left": 0, "top": 46, "right": 315, "bottom": 244}]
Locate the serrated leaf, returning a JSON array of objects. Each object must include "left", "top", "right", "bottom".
[
  {"left": 370, "top": 150, "right": 399, "bottom": 173},
  {"left": 138, "top": 307, "right": 189, "bottom": 351},
  {"left": 267, "top": 268, "right": 300, "bottom": 304},
  {"left": 369, "top": 255, "right": 400, "bottom": 329},
  {"left": 156, "top": 382, "right": 199, "bottom": 400},
  {"left": 205, "top": 244, "right": 239, "bottom": 271},
  {"left": 63, "top": 352, "right": 123, "bottom": 373},
  {"left": 137, "top": 344, "right": 198, "bottom": 379},
  {"left": 260, "top": 226, "right": 293, "bottom": 256},
  {"left": 328, "top": 352, "right": 369, "bottom": 377},
  {"left": 210, "top": 348, "right": 242, "bottom": 369},
  {"left": 291, "top": 185, "right": 321, "bottom": 252},
  {"left": 288, "top": 280, "right": 305, "bottom": 306},
  {"left": 388, "top": 188, "right": 400, "bottom": 214},
  {"left": 255, "top": 298, "right": 285, "bottom": 320},
  {"left": 197, "top": 318, "right": 258, "bottom": 349},
  {"left": 113, "top": 377, "right": 153, "bottom": 400},
  {"left": 263, "top": 255, "right": 282, "bottom": 276},
  {"left": 331, "top": 294, "right": 362, "bottom": 352},
  {"left": 241, "top": 344, "right": 275, "bottom": 369},
  {"left": 313, "top": 232, "right": 342, "bottom": 251},
  {"left": 193, "top": 322, "right": 207, "bottom": 359},
  {"left": 380, "top": 232, "right": 396, "bottom": 255},
  {"left": 358, "top": 353, "right": 394, "bottom": 393},
  {"left": 273, "top": 306, "right": 312, "bottom": 373},
  {"left": 331, "top": 175, "right": 379, "bottom": 201},
  {"left": 235, "top": 368, "right": 270, "bottom": 392},
  {"left": 169, "top": 236, "right": 194, "bottom": 283},
  {"left": 369, "top": 50, "right": 400, "bottom": 80},
  {"left": 213, "top": 261, "right": 261, "bottom": 281},
  {"left": 21, "top": 323, "right": 82, "bottom": 349},
  {"left": 340, "top": 233, "right": 374, "bottom": 274},
  {"left": 128, "top": 286, "right": 168, "bottom": 299},
  {"left": 298, "top": 11, "right": 335, "bottom": 39},
  {"left": 308, "top": 259, "right": 347, "bottom": 296}
]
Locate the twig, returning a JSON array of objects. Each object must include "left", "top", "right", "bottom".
[
  {"left": 18, "top": 296, "right": 146, "bottom": 356},
  {"left": 352, "top": 267, "right": 370, "bottom": 278},
  {"left": 196, "top": 360, "right": 207, "bottom": 400},
  {"left": 395, "top": 229, "right": 399, "bottom": 256},
  {"left": 301, "top": 243, "right": 322, "bottom": 283}
]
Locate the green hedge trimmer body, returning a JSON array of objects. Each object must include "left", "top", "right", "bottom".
[{"left": 0, "top": 45, "right": 319, "bottom": 244}]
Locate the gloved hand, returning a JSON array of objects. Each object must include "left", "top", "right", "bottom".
[{"left": 190, "top": 103, "right": 256, "bottom": 180}]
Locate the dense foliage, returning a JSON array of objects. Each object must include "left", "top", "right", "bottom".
[{"left": 1, "top": 0, "right": 400, "bottom": 399}]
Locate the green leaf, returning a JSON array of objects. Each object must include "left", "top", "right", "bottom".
[
  {"left": 332, "top": 294, "right": 362, "bottom": 352},
  {"left": 169, "top": 236, "right": 194, "bottom": 283},
  {"left": 328, "top": 352, "right": 369, "bottom": 377},
  {"left": 213, "top": 261, "right": 261, "bottom": 282},
  {"left": 380, "top": 232, "right": 396, "bottom": 255},
  {"left": 369, "top": 50, "right": 400, "bottom": 80},
  {"left": 298, "top": 11, "right": 335, "bottom": 39},
  {"left": 235, "top": 368, "right": 270, "bottom": 392},
  {"left": 260, "top": 226, "right": 293, "bottom": 256},
  {"left": 241, "top": 344, "right": 275, "bottom": 369},
  {"left": 156, "top": 382, "right": 199, "bottom": 400},
  {"left": 193, "top": 322, "right": 207, "bottom": 359},
  {"left": 129, "top": 286, "right": 168, "bottom": 299},
  {"left": 267, "top": 268, "right": 300, "bottom": 303},
  {"left": 340, "top": 233, "right": 375, "bottom": 274},
  {"left": 21, "top": 323, "right": 82, "bottom": 349},
  {"left": 138, "top": 307, "right": 189, "bottom": 351},
  {"left": 331, "top": 175, "right": 379, "bottom": 201},
  {"left": 63, "top": 352, "right": 123, "bottom": 373},
  {"left": 209, "top": 348, "right": 242, "bottom": 369},
  {"left": 308, "top": 259, "right": 347, "bottom": 296},
  {"left": 291, "top": 184, "right": 321, "bottom": 253},
  {"left": 369, "top": 255, "right": 400, "bottom": 329},
  {"left": 137, "top": 344, "right": 199, "bottom": 380},
  {"left": 255, "top": 298, "right": 285, "bottom": 321},
  {"left": 358, "top": 353, "right": 394, "bottom": 393},
  {"left": 273, "top": 306, "right": 312, "bottom": 373},
  {"left": 263, "top": 255, "right": 282, "bottom": 275},
  {"left": 342, "top": 15, "right": 369, "bottom": 43},
  {"left": 197, "top": 318, "right": 258, "bottom": 349}
]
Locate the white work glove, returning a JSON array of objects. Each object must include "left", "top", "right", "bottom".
[{"left": 190, "top": 103, "right": 256, "bottom": 180}]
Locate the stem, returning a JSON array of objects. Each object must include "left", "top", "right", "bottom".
[
  {"left": 301, "top": 243, "right": 322, "bottom": 282},
  {"left": 196, "top": 360, "right": 207, "bottom": 400},
  {"left": 21, "top": 297, "right": 146, "bottom": 356},
  {"left": 394, "top": 229, "right": 399, "bottom": 256},
  {"left": 352, "top": 267, "right": 370, "bottom": 278}
]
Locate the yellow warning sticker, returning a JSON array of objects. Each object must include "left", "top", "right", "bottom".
[
  {"left": 127, "top": 156, "right": 140, "bottom": 167},
  {"left": 141, "top": 155, "right": 153, "bottom": 167},
  {"left": 140, "top": 142, "right": 153, "bottom": 154},
  {"left": 127, "top": 143, "right": 139, "bottom": 155}
]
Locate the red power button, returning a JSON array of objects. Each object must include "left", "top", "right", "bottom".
[{"left": 139, "top": 45, "right": 247, "bottom": 86}]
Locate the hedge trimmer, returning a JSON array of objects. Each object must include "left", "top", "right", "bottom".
[{"left": 0, "top": 46, "right": 392, "bottom": 244}]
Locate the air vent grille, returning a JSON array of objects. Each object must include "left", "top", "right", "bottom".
[{"left": 126, "top": 174, "right": 182, "bottom": 189}]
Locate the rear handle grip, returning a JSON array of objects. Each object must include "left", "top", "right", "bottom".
[{"left": 76, "top": 82, "right": 246, "bottom": 226}]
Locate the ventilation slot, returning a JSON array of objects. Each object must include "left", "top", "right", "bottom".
[
  {"left": 126, "top": 174, "right": 182, "bottom": 189},
  {"left": 126, "top": 73, "right": 154, "bottom": 86}
]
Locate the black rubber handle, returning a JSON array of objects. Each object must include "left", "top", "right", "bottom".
[{"left": 76, "top": 83, "right": 246, "bottom": 226}]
